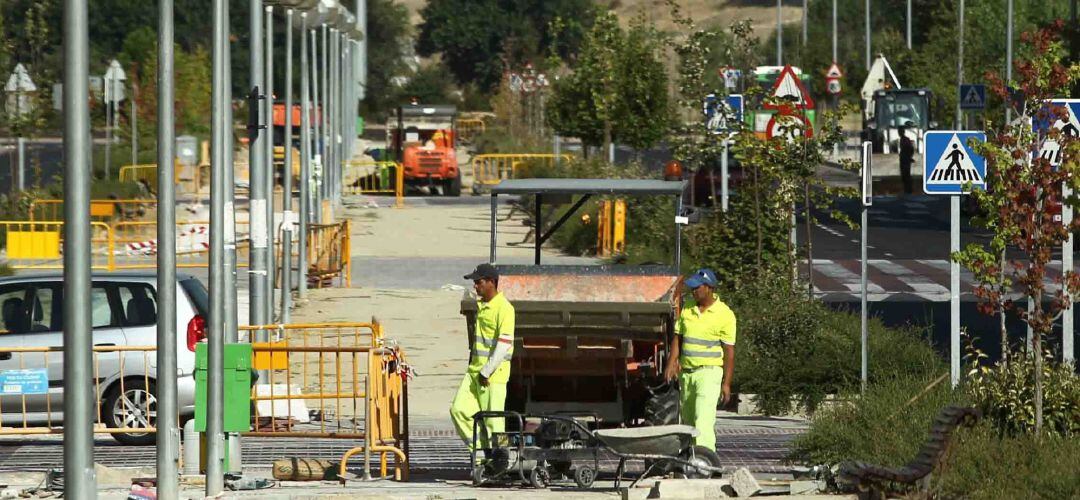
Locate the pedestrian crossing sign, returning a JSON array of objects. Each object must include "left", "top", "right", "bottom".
[
  {"left": 923, "top": 131, "right": 987, "bottom": 195},
  {"left": 959, "top": 84, "right": 986, "bottom": 110},
  {"left": 1033, "top": 99, "right": 1080, "bottom": 167}
]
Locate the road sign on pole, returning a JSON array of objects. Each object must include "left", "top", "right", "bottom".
[
  {"left": 825, "top": 62, "right": 843, "bottom": 96},
  {"left": 764, "top": 65, "right": 815, "bottom": 110},
  {"left": 860, "top": 141, "right": 871, "bottom": 394},
  {"left": 703, "top": 93, "right": 743, "bottom": 135},
  {"left": 959, "top": 84, "right": 986, "bottom": 110},
  {"left": 766, "top": 113, "right": 812, "bottom": 142},
  {"left": 923, "top": 131, "right": 987, "bottom": 195}
]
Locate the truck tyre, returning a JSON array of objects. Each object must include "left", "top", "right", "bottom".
[
  {"left": 444, "top": 172, "right": 462, "bottom": 197},
  {"left": 644, "top": 381, "right": 680, "bottom": 425}
]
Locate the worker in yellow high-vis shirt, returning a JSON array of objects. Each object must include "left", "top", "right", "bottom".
[
  {"left": 663, "top": 268, "right": 736, "bottom": 451},
  {"left": 450, "top": 263, "right": 515, "bottom": 450}
]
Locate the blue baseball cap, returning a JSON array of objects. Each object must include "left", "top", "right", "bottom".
[{"left": 685, "top": 269, "right": 718, "bottom": 289}]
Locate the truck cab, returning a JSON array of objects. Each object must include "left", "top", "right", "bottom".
[
  {"left": 866, "top": 88, "right": 934, "bottom": 154},
  {"left": 387, "top": 103, "right": 462, "bottom": 196}
]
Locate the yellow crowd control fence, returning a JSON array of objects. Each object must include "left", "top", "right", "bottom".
[
  {"left": 28, "top": 199, "right": 159, "bottom": 223},
  {"left": 0, "top": 323, "right": 410, "bottom": 482},
  {"left": 597, "top": 199, "right": 627, "bottom": 257},
  {"left": 456, "top": 118, "right": 486, "bottom": 143},
  {"left": 0, "top": 345, "right": 163, "bottom": 437},
  {"left": 471, "top": 154, "right": 574, "bottom": 189},
  {"left": 343, "top": 161, "right": 404, "bottom": 207},
  {"left": 305, "top": 220, "right": 351, "bottom": 288},
  {"left": 0, "top": 220, "right": 115, "bottom": 270},
  {"left": 119, "top": 163, "right": 208, "bottom": 194},
  {"left": 241, "top": 322, "right": 410, "bottom": 481}
]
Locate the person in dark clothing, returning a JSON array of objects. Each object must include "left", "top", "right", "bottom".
[{"left": 898, "top": 125, "right": 916, "bottom": 194}]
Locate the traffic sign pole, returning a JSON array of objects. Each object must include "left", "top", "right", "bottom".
[
  {"left": 721, "top": 140, "right": 729, "bottom": 212},
  {"left": 207, "top": 0, "right": 228, "bottom": 492},
  {"left": 951, "top": 194, "right": 960, "bottom": 387},
  {"left": 861, "top": 141, "right": 872, "bottom": 394},
  {"left": 282, "top": 8, "right": 294, "bottom": 324}
]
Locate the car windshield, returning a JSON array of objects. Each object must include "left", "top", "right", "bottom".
[{"left": 877, "top": 93, "right": 929, "bottom": 129}]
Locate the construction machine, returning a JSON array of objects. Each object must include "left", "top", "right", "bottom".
[
  {"left": 861, "top": 55, "right": 936, "bottom": 154},
  {"left": 386, "top": 103, "right": 462, "bottom": 196},
  {"left": 461, "top": 179, "right": 688, "bottom": 426}
]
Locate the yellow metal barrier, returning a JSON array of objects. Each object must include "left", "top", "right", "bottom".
[
  {"left": 306, "top": 220, "right": 351, "bottom": 288},
  {"left": 597, "top": 199, "right": 627, "bottom": 257},
  {"left": 343, "top": 161, "right": 404, "bottom": 208},
  {"left": 457, "top": 118, "right": 486, "bottom": 143},
  {"left": 0, "top": 345, "right": 162, "bottom": 436},
  {"left": 119, "top": 163, "right": 206, "bottom": 194},
  {"left": 241, "top": 322, "right": 410, "bottom": 481},
  {"left": 471, "top": 154, "right": 574, "bottom": 188},
  {"left": 28, "top": 199, "right": 159, "bottom": 222},
  {"left": 1, "top": 221, "right": 115, "bottom": 270}
]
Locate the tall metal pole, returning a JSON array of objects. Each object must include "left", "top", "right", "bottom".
[
  {"left": 222, "top": 7, "right": 241, "bottom": 474},
  {"left": 299, "top": 14, "right": 311, "bottom": 299},
  {"left": 310, "top": 28, "right": 322, "bottom": 224},
  {"left": 802, "top": 0, "right": 808, "bottom": 45},
  {"left": 321, "top": 25, "right": 329, "bottom": 209},
  {"left": 861, "top": 197, "right": 868, "bottom": 393},
  {"left": 865, "top": 0, "right": 871, "bottom": 71},
  {"left": 281, "top": 9, "right": 294, "bottom": 322},
  {"left": 16, "top": 137, "right": 25, "bottom": 191},
  {"left": 249, "top": 0, "right": 269, "bottom": 334},
  {"left": 132, "top": 97, "right": 137, "bottom": 165},
  {"left": 357, "top": 0, "right": 367, "bottom": 102},
  {"left": 62, "top": 0, "right": 95, "bottom": 497},
  {"left": 1005, "top": 0, "right": 1013, "bottom": 124},
  {"left": 951, "top": 195, "right": 960, "bottom": 386},
  {"left": 206, "top": 0, "right": 228, "bottom": 492},
  {"left": 265, "top": 6, "right": 276, "bottom": 321},
  {"left": 906, "top": 0, "right": 912, "bottom": 49},
  {"left": 155, "top": 0, "right": 179, "bottom": 496},
  {"left": 831, "top": 0, "right": 837, "bottom": 62},
  {"left": 105, "top": 99, "right": 112, "bottom": 177},
  {"left": 776, "top": 0, "right": 783, "bottom": 66},
  {"left": 329, "top": 30, "right": 338, "bottom": 209},
  {"left": 956, "top": 0, "right": 964, "bottom": 129}
]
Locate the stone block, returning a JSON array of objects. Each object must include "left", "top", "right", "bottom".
[{"left": 730, "top": 467, "right": 761, "bottom": 497}]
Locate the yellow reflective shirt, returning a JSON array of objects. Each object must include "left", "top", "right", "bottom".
[
  {"left": 469, "top": 292, "right": 515, "bottom": 383},
  {"left": 676, "top": 294, "right": 736, "bottom": 369}
]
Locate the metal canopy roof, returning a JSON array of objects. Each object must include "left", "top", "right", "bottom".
[{"left": 491, "top": 178, "right": 686, "bottom": 196}]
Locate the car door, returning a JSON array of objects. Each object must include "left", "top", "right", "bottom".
[
  {"left": 21, "top": 282, "right": 128, "bottom": 421},
  {"left": 0, "top": 282, "right": 32, "bottom": 417}
]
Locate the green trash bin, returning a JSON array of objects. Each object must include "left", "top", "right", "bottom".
[{"left": 194, "top": 343, "right": 253, "bottom": 433}]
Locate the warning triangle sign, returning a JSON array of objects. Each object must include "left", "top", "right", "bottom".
[
  {"left": 764, "top": 65, "right": 815, "bottom": 110},
  {"left": 826, "top": 63, "right": 843, "bottom": 79},
  {"left": 963, "top": 86, "right": 984, "bottom": 108},
  {"left": 927, "top": 134, "right": 983, "bottom": 184}
]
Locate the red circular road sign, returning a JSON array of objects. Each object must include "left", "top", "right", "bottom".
[{"left": 766, "top": 113, "right": 813, "bottom": 142}]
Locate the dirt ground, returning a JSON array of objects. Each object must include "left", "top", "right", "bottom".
[{"left": 288, "top": 183, "right": 597, "bottom": 428}]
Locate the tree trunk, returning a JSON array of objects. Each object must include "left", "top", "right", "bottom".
[
  {"left": 1034, "top": 299, "right": 1044, "bottom": 436},
  {"left": 805, "top": 183, "right": 814, "bottom": 301},
  {"left": 602, "top": 120, "right": 612, "bottom": 164},
  {"left": 1000, "top": 249, "right": 1008, "bottom": 365}
]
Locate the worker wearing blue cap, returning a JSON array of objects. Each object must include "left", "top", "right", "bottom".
[{"left": 663, "top": 268, "right": 737, "bottom": 451}]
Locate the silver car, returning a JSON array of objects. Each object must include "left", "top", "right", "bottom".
[{"left": 0, "top": 272, "right": 208, "bottom": 444}]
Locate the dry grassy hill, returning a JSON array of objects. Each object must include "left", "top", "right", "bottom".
[{"left": 398, "top": 0, "right": 803, "bottom": 40}]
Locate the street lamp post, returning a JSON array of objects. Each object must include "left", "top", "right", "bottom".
[{"left": 281, "top": 8, "right": 295, "bottom": 323}]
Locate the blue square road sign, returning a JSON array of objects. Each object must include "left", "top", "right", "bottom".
[{"left": 923, "top": 131, "right": 987, "bottom": 195}]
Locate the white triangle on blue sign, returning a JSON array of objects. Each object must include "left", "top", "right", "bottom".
[
  {"left": 927, "top": 134, "right": 983, "bottom": 184},
  {"left": 1038, "top": 102, "right": 1080, "bottom": 167},
  {"left": 963, "top": 86, "right": 983, "bottom": 107}
]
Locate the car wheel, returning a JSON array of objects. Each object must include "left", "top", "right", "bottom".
[{"left": 104, "top": 379, "right": 158, "bottom": 446}]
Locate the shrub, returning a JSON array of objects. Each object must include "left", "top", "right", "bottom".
[
  {"left": 934, "top": 425, "right": 1080, "bottom": 499},
  {"left": 966, "top": 349, "right": 1080, "bottom": 437},
  {"left": 788, "top": 374, "right": 967, "bottom": 467},
  {"left": 729, "top": 278, "right": 944, "bottom": 415}
]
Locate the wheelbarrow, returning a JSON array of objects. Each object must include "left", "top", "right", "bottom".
[{"left": 470, "top": 411, "right": 725, "bottom": 489}]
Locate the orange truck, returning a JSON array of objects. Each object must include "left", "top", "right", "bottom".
[
  {"left": 271, "top": 103, "right": 321, "bottom": 183},
  {"left": 386, "top": 103, "right": 462, "bottom": 196}
]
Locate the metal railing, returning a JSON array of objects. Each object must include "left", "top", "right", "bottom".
[
  {"left": 597, "top": 199, "right": 627, "bottom": 257},
  {"left": 118, "top": 164, "right": 207, "bottom": 194},
  {"left": 343, "top": 161, "right": 404, "bottom": 207},
  {"left": 456, "top": 118, "right": 486, "bottom": 143},
  {"left": 28, "top": 199, "right": 159, "bottom": 223},
  {"left": 305, "top": 220, "right": 351, "bottom": 288},
  {"left": 0, "top": 220, "right": 115, "bottom": 270},
  {"left": 241, "top": 322, "right": 409, "bottom": 481},
  {"left": 0, "top": 323, "right": 410, "bottom": 482},
  {"left": 0, "top": 345, "right": 162, "bottom": 436},
  {"left": 471, "top": 154, "right": 574, "bottom": 188}
]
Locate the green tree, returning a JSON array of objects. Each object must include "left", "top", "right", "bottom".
[
  {"left": 546, "top": 13, "right": 670, "bottom": 154},
  {"left": 359, "top": 0, "right": 413, "bottom": 116},
  {"left": 417, "top": 0, "right": 595, "bottom": 92}
]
